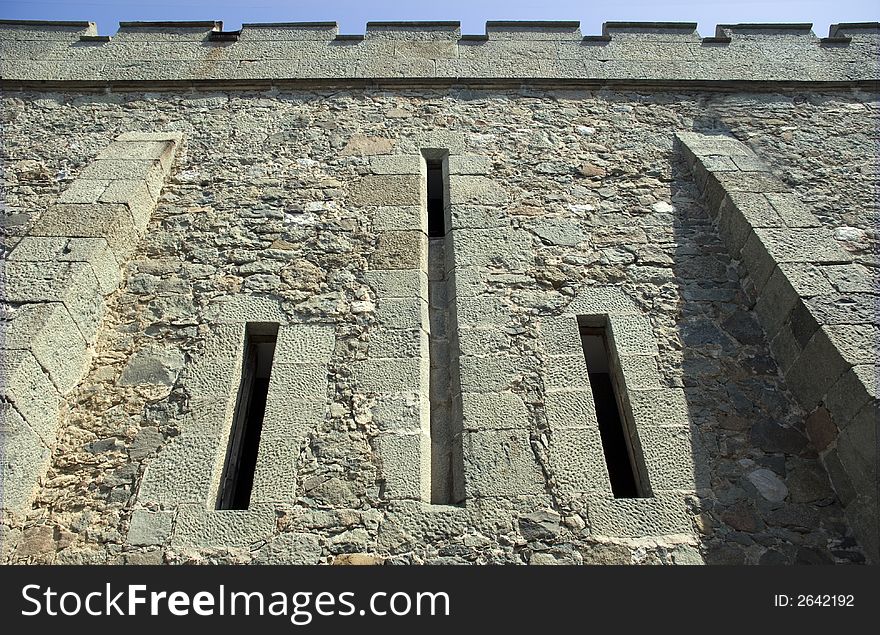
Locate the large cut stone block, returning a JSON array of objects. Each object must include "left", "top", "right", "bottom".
[
  {"left": 461, "top": 392, "right": 531, "bottom": 430},
  {"left": 549, "top": 427, "right": 610, "bottom": 495},
  {"left": 717, "top": 192, "right": 783, "bottom": 257},
  {"left": 99, "top": 179, "right": 158, "bottom": 230},
  {"left": 98, "top": 140, "right": 177, "bottom": 171},
  {"left": 365, "top": 269, "right": 427, "bottom": 300},
  {"left": 639, "top": 425, "right": 707, "bottom": 491},
  {"left": 273, "top": 324, "right": 335, "bottom": 361},
  {"left": 79, "top": 158, "right": 164, "bottom": 183},
  {"left": 0, "top": 302, "right": 88, "bottom": 394},
  {"left": 449, "top": 176, "right": 506, "bottom": 205},
  {"left": 608, "top": 314, "right": 659, "bottom": 356},
  {"left": 458, "top": 355, "right": 530, "bottom": 393},
  {"left": 588, "top": 493, "right": 692, "bottom": 537},
  {"left": 8, "top": 236, "right": 121, "bottom": 294},
  {"left": 825, "top": 365, "right": 877, "bottom": 429},
  {"left": 0, "top": 350, "right": 60, "bottom": 445},
  {"left": 543, "top": 354, "right": 591, "bottom": 392},
  {"left": 544, "top": 389, "right": 598, "bottom": 429},
  {"left": 351, "top": 358, "right": 426, "bottom": 393},
  {"left": 370, "top": 231, "right": 427, "bottom": 270},
  {"left": 0, "top": 403, "right": 52, "bottom": 514},
  {"left": 376, "top": 433, "right": 430, "bottom": 500},
  {"left": 0, "top": 261, "right": 103, "bottom": 343},
  {"left": 349, "top": 175, "right": 421, "bottom": 206},
  {"left": 784, "top": 327, "right": 851, "bottom": 411},
  {"left": 172, "top": 503, "right": 276, "bottom": 548},
  {"left": 462, "top": 430, "right": 545, "bottom": 497},
  {"left": 30, "top": 203, "right": 139, "bottom": 263},
  {"left": 625, "top": 388, "right": 690, "bottom": 428}
]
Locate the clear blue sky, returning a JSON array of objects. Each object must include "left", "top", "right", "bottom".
[{"left": 0, "top": 0, "right": 876, "bottom": 36}]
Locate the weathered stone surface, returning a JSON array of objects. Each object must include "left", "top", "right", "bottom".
[
  {"left": 350, "top": 175, "right": 420, "bottom": 206},
  {"left": 127, "top": 510, "right": 174, "bottom": 546},
  {"left": 0, "top": 302, "right": 88, "bottom": 394}
]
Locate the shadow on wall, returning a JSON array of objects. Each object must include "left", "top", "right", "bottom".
[{"left": 668, "top": 136, "right": 863, "bottom": 565}]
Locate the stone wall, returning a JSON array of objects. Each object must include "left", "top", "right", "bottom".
[
  {"left": 1, "top": 84, "right": 875, "bottom": 564},
  {"left": 1, "top": 20, "right": 878, "bottom": 86}
]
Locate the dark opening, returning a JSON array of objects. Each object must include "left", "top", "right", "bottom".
[
  {"left": 578, "top": 320, "right": 645, "bottom": 498},
  {"left": 426, "top": 159, "right": 445, "bottom": 238},
  {"left": 216, "top": 322, "right": 278, "bottom": 510}
]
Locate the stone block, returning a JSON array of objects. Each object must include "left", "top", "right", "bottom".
[
  {"left": 784, "top": 327, "right": 850, "bottom": 411},
  {"left": 368, "top": 155, "right": 420, "bottom": 175},
  {"left": 540, "top": 315, "right": 582, "bottom": 356},
  {"left": 270, "top": 362, "right": 330, "bottom": 399},
  {"left": 822, "top": 263, "right": 876, "bottom": 294},
  {"left": 172, "top": 503, "right": 276, "bottom": 548},
  {"left": 754, "top": 267, "right": 799, "bottom": 340},
  {"left": 764, "top": 192, "right": 821, "bottom": 228},
  {"left": 462, "top": 430, "right": 545, "bottom": 497},
  {"left": 0, "top": 402, "right": 52, "bottom": 514},
  {"left": 99, "top": 179, "right": 158, "bottom": 230},
  {"left": 769, "top": 323, "right": 802, "bottom": 375},
  {"left": 349, "top": 175, "right": 421, "bottom": 206},
  {"left": 625, "top": 388, "right": 690, "bottom": 427},
  {"left": 752, "top": 227, "right": 852, "bottom": 265},
  {"left": 824, "top": 324, "right": 877, "bottom": 367},
  {"left": 448, "top": 154, "right": 491, "bottom": 175},
  {"left": 273, "top": 324, "right": 335, "bottom": 361},
  {"left": 456, "top": 327, "right": 508, "bottom": 356},
  {"left": 836, "top": 401, "right": 878, "bottom": 491},
  {"left": 778, "top": 262, "right": 837, "bottom": 297},
  {"left": 255, "top": 532, "right": 323, "bottom": 565},
  {"left": 544, "top": 389, "right": 598, "bottom": 429},
  {"left": 98, "top": 140, "right": 176, "bottom": 170},
  {"left": 452, "top": 295, "right": 509, "bottom": 328},
  {"left": 717, "top": 192, "right": 782, "bottom": 257},
  {"left": 371, "top": 392, "right": 426, "bottom": 433},
  {"left": 339, "top": 134, "right": 395, "bottom": 156},
  {"left": 79, "top": 158, "right": 164, "bottom": 183},
  {"left": 30, "top": 203, "right": 139, "bottom": 263},
  {"left": 404, "top": 130, "right": 466, "bottom": 155},
  {"left": 370, "top": 230, "right": 426, "bottom": 270},
  {"left": 119, "top": 346, "right": 186, "bottom": 386},
  {"left": 137, "top": 423, "right": 227, "bottom": 505},
  {"left": 208, "top": 294, "right": 287, "bottom": 325},
  {"left": 825, "top": 365, "right": 877, "bottom": 429},
  {"left": 8, "top": 236, "right": 121, "bottom": 294},
  {"left": 127, "top": 509, "right": 174, "bottom": 546},
  {"left": 565, "top": 286, "right": 640, "bottom": 317},
  {"left": 588, "top": 494, "right": 692, "bottom": 537},
  {"left": 617, "top": 355, "right": 662, "bottom": 390},
  {"left": 460, "top": 392, "right": 530, "bottom": 430},
  {"left": 0, "top": 302, "right": 88, "bottom": 394},
  {"left": 0, "top": 350, "right": 60, "bottom": 444},
  {"left": 1, "top": 261, "right": 102, "bottom": 343},
  {"left": 351, "top": 358, "right": 426, "bottom": 393},
  {"left": 458, "top": 355, "right": 529, "bottom": 393},
  {"left": 364, "top": 269, "right": 427, "bottom": 300},
  {"left": 449, "top": 176, "right": 506, "bottom": 205},
  {"left": 369, "top": 328, "right": 426, "bottom": 359},
  {"left": 376, "top": 433, "right": 430, "bottom": 500},
  {"left": 608, "top": 314, "right": 659, "bottom": 356},
  {"left": 543, "top": 354, "right": 591, "bottom": 392},
  {"left": 376, "top": 297, "right": 428, "bottom": 330},
  {"left": 803, "top": 293, "right": 875, "bottom": 326},
  {"left": 639, "top": 425, "right": 707, "bottom": 491},
  {"left": 372, "top": 205, "right": 424, "bottom": 232},
  {"left": 549, "top": 427, "right": 610, "bottom": 495},
  {"left": 58, "top": 178, "right": 110, "bottom": 204}
]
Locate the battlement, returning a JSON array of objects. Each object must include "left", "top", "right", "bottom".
[{"left": 1, "top": 19, "right": 878, "bottom": 87}]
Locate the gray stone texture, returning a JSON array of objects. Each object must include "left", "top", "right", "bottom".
[
  {"left": 680, "top": 129, "right": 879, "bottom": 563},
  {"left": 1, "top": 65, "right": 875, "bottom": 565}
]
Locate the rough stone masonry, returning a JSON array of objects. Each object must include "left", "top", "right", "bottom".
[{"left": 0, "top": 19, "right": 877, "bottom": 565}]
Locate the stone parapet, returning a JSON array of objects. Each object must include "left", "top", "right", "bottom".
[
  {"left": 677, "top": 130, "right": 878, "bottom": 563},
  {"left": 0, "top": 132, "right": 183, "bottom": 517},
  {"left": 1, "top": 20, "right": 878, "bottom": 87}
]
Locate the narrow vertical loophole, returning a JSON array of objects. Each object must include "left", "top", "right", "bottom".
[
  {"left": 426, "top": 159, "right": 445, "bottom": 238},
  {"left": 424, "top": 151, "right": 464, "bottom": 505},
  {"left": 578, "top": 318, "right": 648, "bottom": 499},
  {"left": 216, "top": 322, "right": 278, "bottom": 510}
]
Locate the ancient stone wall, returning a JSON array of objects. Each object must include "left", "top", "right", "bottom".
[{"left": 0, "top": 20, "right": 877, "bottom": 565}]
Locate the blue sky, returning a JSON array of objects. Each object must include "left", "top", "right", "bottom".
[{"left": 0, "top": 0, "right": 876, "bottom": 36}]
